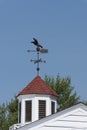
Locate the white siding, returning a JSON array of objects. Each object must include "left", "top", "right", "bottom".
[
  {"left": 17, "top": 103, "right": 87, "bottom": 130},
  {"left": 17, "top": 94, "right": 57, "bottom": 124}
]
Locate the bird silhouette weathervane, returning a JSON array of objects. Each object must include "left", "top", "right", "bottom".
[{"left": 27, "top": 38, "right": 48, "bottom": 76}]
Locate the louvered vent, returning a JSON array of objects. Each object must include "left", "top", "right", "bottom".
[
  {"left": 51, "top": 101, "right": 55, "bottom": 114},
  {"left": 19, "top": 102, "right": 21, "bottom": 123},
  {"left": 25, "top": 101, "right": 32, "bottom": 122},
  {"left": 39, "top": 100, "right": 46, "bottom": 119}
]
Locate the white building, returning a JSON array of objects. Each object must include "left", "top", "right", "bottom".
[
  {"left": 9, "top": 76, "right": 58, "bottom": 130},
  {"left": 9, "top": 76, "right": 87, "bottom": 130}
]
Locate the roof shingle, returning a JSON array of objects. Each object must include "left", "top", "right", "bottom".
[{"left": 18, "top": 76, "right": 58, "bottom": 97}]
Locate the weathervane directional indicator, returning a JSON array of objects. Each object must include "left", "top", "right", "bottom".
[{"left": 27, "top": 38, "right": 48, "bottom": 76}]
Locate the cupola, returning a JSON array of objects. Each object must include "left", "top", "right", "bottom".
[{"left": 17, "top": 76, "right": 58, "bottom": 125}]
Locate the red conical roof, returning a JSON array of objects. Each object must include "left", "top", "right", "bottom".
[{"left": 18, "top": 76, "right": 58, "bottom": 97}]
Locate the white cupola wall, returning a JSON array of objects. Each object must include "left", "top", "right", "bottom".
[{"left": 17, "top": 76, "right": 58, "bottom": 125}]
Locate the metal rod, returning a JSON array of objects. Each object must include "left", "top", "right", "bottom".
[{"left": 37, "top": 49, "right": 40, "bottom": 75}]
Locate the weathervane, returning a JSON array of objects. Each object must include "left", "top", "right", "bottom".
[{"left": 27, "top": 38, "right": 48, "bottom": 76}]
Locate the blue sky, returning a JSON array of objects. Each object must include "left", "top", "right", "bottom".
[{"left": 0, "top": 0, "right": 87, "bottom": 104}]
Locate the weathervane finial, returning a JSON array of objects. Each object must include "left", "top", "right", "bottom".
[{"left": 27, "top": 38, "right": 48, "bottom": 76}]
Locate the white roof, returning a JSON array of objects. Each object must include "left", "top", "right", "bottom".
[{"left": 18, "top": 103, "right": 87, "bottom": 130}]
